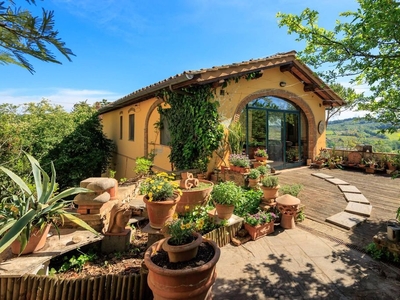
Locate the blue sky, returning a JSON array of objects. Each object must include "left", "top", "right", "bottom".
[{"left": 1, "top": 0, "right": 364, "bottom": 117}]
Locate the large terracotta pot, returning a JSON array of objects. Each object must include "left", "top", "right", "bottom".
[
  {"left": 176, "top": 180, "right": 214, "bottom": 214},
  {"left": 260, "top": 185, "right": 280, "bottom": 201},
  {"left": 162, "top": 232, "right": 202, "bottom": 262},
  {"left": 214, "top": 203, "right": 234, "bottom": 220},
  {"left": 144, "top": 192, "right": 181, "bottom": 229},
  {"left": 11, "top": 224, "right": 51, "bottom": 255},
  {"left": 144, "top": 237, "right": 220, "bottom": 300}
]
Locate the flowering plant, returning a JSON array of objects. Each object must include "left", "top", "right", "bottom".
[
  {"left": 244, "top": 211, "right": 276, "bottom": 226},
  {"left": 164, "top": 214, "right": 204, "bottom": 245},
  {"left": 140, "top": 172, "right": 181, "bottom": 202},
  {"left": 228, "top": 154, "right": 250, "bottom": 167},
  {"left": 254, "top": 148, "right": 268, "bottom": 158}
]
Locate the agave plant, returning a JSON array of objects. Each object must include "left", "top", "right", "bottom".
[{"left": 0, "top": 153, "right": 98, "bottom": 254}]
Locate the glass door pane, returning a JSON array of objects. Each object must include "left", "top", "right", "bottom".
[
  {"left": 247, "top": 109, "right": 267, "bottom": 158},
  {"left": 268, "top": 111, "right": 284, "bottom": 166},
  {"left": 285, "top": 112, "right": 300, "bottom": 163}
]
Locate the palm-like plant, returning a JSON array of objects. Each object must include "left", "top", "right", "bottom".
[{"left": 0, "top": 153, "right": 97, "bottom": 254}]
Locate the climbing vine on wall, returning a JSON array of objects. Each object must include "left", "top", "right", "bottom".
[{"left": 158, "top": 84, "right": 224, "bottom": 170}]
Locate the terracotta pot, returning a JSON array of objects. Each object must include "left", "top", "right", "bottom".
[
  {"left": 244, "top": 221, "right": 274, "bottom": 241},
  {"left": 260, "top": 185, "right": 280, "bottom": 201},
  {"left": 248, "top": 178, "right": 259, "bottom": 188},
  {"left": 162, "top": 232, "right": 202, "bottom": 263},
  {"left": 144, "top": 238, "right": 221, "bottom": 300},
  {"left": 11, "top": 224, "right": 51, "bottom": 255},
  {"left": 176, "top": 180, "right": 214, "bottom": 214},
  {"left": 214, "top": 203, "right": 234, "bottom": 220},
  {"left": 255, "top": 156, "right": 267, "bottom": 162},
  {"left": 144, "top": 192, "right": 181, "bottom": 229}
]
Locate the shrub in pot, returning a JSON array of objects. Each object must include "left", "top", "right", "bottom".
[
  {"left": 260, "top": 175, "right": 280, "bottom": 202},
  {"left": 211, "top": 181, "right": 243, "bottom": 220},
  {"left": 247, "top": 169, "right": 260, "bottom": 188},
  {"left": 0, "top": 152, "right": 98, "bottom": 255}
]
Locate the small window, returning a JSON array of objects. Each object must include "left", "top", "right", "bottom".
[
  {"left": 160, "top": 114, "right": 171, "bottom": 146},
  {"left": 119, "top": 116, "right": 123, "bottom": 140},
  {"left": 129, "top": 114, "right": 135, "bottom": 141}
]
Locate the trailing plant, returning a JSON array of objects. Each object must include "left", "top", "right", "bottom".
[{"left": 158, "top": 84, "right": 224, "bottom": 170}]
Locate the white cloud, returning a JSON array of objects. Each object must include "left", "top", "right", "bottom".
[{"left": 0, "top": 88, "right": 123, "bottom": 111}]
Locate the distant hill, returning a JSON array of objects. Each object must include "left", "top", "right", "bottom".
[{"left": 326, "top": 118, "right": 400, "bottom": 153}]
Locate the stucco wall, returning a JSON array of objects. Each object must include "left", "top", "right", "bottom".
[{"left": 101, "top": 67, "right": 327, "bottom": 180}]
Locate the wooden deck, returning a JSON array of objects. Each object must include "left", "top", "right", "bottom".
[{"left": 277, "top": 166, "right": 400, "bottom": 248}]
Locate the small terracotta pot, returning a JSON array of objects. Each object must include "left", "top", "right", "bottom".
[
  {"left": 248, "top": 178, "right": 259, "bottom": 188},
  {"left": 255, "top": 156, "right": 267, "bottom": 162},
  {"left": 260, "top": 185, "right": 280, "bottom": 201},
  {"left": 214, "top": 203, "right": 234, "bottom": 220},
  {"left": 162, "top": 232, "right": 202, "bottom": 263},
  {"left": 244, "top": 221, "right": 274, "bottom": 240},
  {"left": 11, "top": 224, "right": 51, "bottom": 255}
]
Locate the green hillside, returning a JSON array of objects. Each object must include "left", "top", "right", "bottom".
[{"left": 326, "top": 118, "right": 400, "bottom": 153}]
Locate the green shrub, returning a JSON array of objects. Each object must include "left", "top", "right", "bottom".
[
  {"left": 279, "top": 184, "right": 303, "bottom": 197},
  {"left": 248, "top": 169, "right": 260, "bottom": 179},
  {"left": 256, "top": 165, "right": 270, "bottom": 175},
  {"left": 135, "top": 157, "right": 153, "bottom": 177},
  {"left": 261, "top": 175, "right": 279, "bottom": 188},
  {"left": 211, "top": 181, "right": 243, "bottom": 205},
  {"left": 234, "top": 189, "right": 262, "bottom": 217}
]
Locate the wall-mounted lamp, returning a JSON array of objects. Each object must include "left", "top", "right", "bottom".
[{"left": 279, "top": 81, "right": 286, "bottom": 87}]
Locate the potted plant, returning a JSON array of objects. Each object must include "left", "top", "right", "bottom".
[
  {"left": 228, "top": 154, "right": 250, "bottom": 173},
  {"left": 260, "top": 175, "right": 280, "bottom": 202},
  {"left": 257, "top": 165, "right": 270, "bottom": 179},
  {"left": 140, "top": 172, "right": 182, "bottom": 229},
  {"left": 0, "top": 153, "right": 98, "bottom": 255},
  {"left": 162, "top": 217, "right": 202, "bottom": 263},
  {"left": 144, "top": 230, "right": 220, "bottom": 300},
  {"left": 211, "top": 181, "right": 243, "bottom": 220},
  {"left": 254, "top": 148, "right": 268, "bottom": 162},
  {"left": 244, "top": 210, "right": 276, "bottom": 240},
  {"left": 247, "top": 169, "right": 261, "bottom": 188}
]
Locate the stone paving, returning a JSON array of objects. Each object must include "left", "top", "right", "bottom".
[{"left": 212, "top": 220, "right": 400, "bottom": 299}]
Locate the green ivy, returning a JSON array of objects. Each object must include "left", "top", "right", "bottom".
[{"left": 158, "top": 84, "right": 223, "bottom": 170}]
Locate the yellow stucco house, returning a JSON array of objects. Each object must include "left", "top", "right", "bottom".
[{"left": 98, "top": 51, "right": 344, "bottom": 179}]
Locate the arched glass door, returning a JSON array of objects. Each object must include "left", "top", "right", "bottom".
[{"left": 243, "top": 96, "right": 303, "bottom": 169}]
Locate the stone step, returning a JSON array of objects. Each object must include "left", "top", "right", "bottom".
[
  {"left": 338, "top": 185, "right": 361, "bottom": 193},
  {"left": 311, "top": 172, "right": 334, "bottom": 179},
  {"left": 344, "top": 202, "right": 372, "bottom": 217},
  {"left": 343, "top": 192, "right": 370, "bottom": 204},
  {"left": 325, "top": 178, "right": 349, "bottom": 185},
  {"left": 326, "top": 211, "right": 366, "bottom": 230}
]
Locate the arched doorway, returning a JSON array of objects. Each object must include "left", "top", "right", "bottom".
[{"left": 240, "top": 96, "right": 308, "bottom": 170}]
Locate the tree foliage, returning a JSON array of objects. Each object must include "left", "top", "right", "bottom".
[
  {"left": 0, "top": 0, "right": 74, "bottom": 73},
  {"left": 0, "top": 100, "right": 115, "bottom": 189},
  {"left": 277, "top": 0, "right": 400, "bottom": 132}
]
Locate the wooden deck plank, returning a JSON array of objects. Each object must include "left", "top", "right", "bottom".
[{"left": 278, "top": 167, "right": 400, "bottom": 246}]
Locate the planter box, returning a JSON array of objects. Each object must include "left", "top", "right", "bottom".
[{"left": 244, "top": 222, "right": 274, "bottom": 241}]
